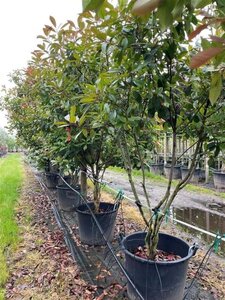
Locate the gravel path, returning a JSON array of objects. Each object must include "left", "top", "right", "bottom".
[{"left": 103, "top": 170, "right": 225, "bottom": 217}]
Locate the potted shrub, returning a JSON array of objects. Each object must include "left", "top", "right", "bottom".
[
  {"left": 56, "top": 164, "right": 82, "bottom": 211},
  {"left": 55, "top": 109, "right": 121, "bottom": 236},
  {"left": 118, "top": 72, "right": 222, "bottom": 299},
  {"left": 64, "top": 120, "right": 121, "bottom": 245},
  {"left": 34, "top": 18, "right": 122, "bottom": 245},
  {"left": 87, "top": 2, "right": 225, "bottom": 298}
]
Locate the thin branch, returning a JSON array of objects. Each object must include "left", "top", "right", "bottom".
[
  {"left": 118, "top": 130, "right": 149, "bottom": 227},
  {"left": 133, "top": 131, "right": 151, "bottom": 210},
  {"left": 177, "top": 140, "right": 198, "bottom": 161}
]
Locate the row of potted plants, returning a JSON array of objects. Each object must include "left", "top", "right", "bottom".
[
  {"left": 43, "top": 165, "right": 199, "bottom": 300},
  {"left": 2, "top": 0, "right": 225, "bottom": 299},
  {"left": 150, "top": 162, "right": 225, "bottom": 189},
  {"left": 44, "top": 170, "right": 119, "bottom": 246}
]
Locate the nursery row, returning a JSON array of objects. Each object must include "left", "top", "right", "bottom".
[{"left": 1, "top": 1, "right": 225, "bottom": 299}]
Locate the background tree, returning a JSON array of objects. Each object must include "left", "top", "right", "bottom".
[{"left": 0, "top": 128, "right": 16, "bottom": 152}]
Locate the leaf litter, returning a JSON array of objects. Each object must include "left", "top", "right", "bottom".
[
  {"left": 5, "top": 166, "right": 97, "bottom": 300},
  {"left": 5, "top": 164, "right": 225, "bottom": 300}
]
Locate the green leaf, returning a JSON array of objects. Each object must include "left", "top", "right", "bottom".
[
  {"left": 118, "top": 0, "right": 128, "bottom": 10},
  {"left": 171, "top": 0, "right": 185, "bottom": 19},
  {"left": 201, "top": 37, "right": 211, "bottom": 50},
  {"left": 191, "top": 0, "right": 212, "bottom": 8},
  {"left": 133, "top": 91, "right": 142, "bottom": 103},
  {"left": 82, "top": 128, "right": 88, "bottom": 137},
  {"left": 156, "top": 0, "right": 175, "bottom": 30},
  {"left": 74, "top": 131, "right": 82, "bottom": 140},
  {"left": 80, "top": 94, "right": 96, "bottom": 103},
  {"left": 70, "top": 106, "right": 76, "bottom": 123},
  {"left": 91, "top": 27, "right": 106, "bottom": 40},
  {"left": 79, "top": 114, "right": 86, "bottom": 127},
  {"left": 82, "top": 0, "right": 105, "bottom": 12},
  {"left": 77, "top": 15, "right": 85, "bottom": 30},
  {"left": 104, "top": 103, "right": 110, "bottom": 113},
  {"left": 121, "top": 37, "right": 128, "bottom": 49},
  {"left": 209, "top": 73, "right": 222, "bottom": 105},
  {"left": 207, "top": 141, "right": 216, "bottom": 151},
  {"left": 58, "top": 124, "right": 70, "bottom": 128},
  {"left": 54, "top": 121, "right": 68, "bottom": 126}
]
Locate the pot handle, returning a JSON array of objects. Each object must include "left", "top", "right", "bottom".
[{"left": 189, "top": 243, "right": 199, "bottom": 256}]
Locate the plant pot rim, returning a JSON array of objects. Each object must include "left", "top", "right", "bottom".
[
  {"left": 122, "top": 231, "right": 194, "bottom": 265},
  {"left": 56, "top": 184, "right": 80, "bottom": 190},
  {"left": 76, "top": 202, "right": 118, "bottom": 215},
  {"left": 181, "top": 167, "right": 201, "bottom": 170},
  {"left": 164, "top": 164, "right": 181, "bottom": 168},
  {"left": 44, "top": 171, "right": 58, "bottom": 176},
  {"left": 213, "top": 171, "right": 225, "bottom": 174}
]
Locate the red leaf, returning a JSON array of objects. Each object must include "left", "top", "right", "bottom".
[
  {"left": 209, "top": 35, "right": 225, "bottom": 44},
  {"left": 49, "top": 16, "right": 56, "bottom": 27},
  {"left": 190, "top": 47, "right": 224, "bottom": 69},
  {"left": 188, "top": 24, "right": 208, "bottom": 40}
]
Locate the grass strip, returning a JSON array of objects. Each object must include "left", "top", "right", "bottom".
[{"left": 0, "top": 154, "right": 24, "bottom": 299}]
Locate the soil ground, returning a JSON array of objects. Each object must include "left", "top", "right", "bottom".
[{"left": 5, "top": 163, "right": 225, "bottom": 299}]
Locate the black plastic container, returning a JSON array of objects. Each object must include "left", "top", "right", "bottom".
[
  {"left": 213, "top": 171, "right": 225, "bottom": 190},
  {"left": 57, "top": 175, "right": 73, "bottom": 186},
  {"left": 122, "top": 231, "right": 197, "bottom": 300},
  {"left": 44, "top": 172, "right": 58, "bottom": 189},
  {"left": 164, "top": 165, "right": 181, "bottom": 179},
  {"left": 76, "top": 202, "right": 118, "bottom": 245},
  {"left": 181, "top": 167, "right": 201, "bottom": 183},
  {"left": 149, "top": 163, "right": 164, "bottom": 175},
  {"left": 57, "top": 184, "right": 82, "bottom": 211}
]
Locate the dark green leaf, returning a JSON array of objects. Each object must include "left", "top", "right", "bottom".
[{"left": 82, "top": 0, "right": 105, "bottom": 12}]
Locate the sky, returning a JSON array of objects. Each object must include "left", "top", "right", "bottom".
[{"left": 0, "top": 0, "right": 82, "bottom": 129}]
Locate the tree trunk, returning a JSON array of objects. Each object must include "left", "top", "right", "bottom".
[
  {"left": 93, "top": 179, "right": 101, "bottom": 213},
  {"left": 80, "top": 163, "right": 87, "bottom": 199}
]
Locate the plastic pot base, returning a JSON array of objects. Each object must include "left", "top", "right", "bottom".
[
  {"left": 76, "top": 202, "right": 118, "bottom": 246},
  {"left": 122, "top": 231, "right": 195, "bottom": 300}
]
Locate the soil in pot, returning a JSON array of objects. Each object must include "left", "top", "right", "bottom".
[
  {"left": 122, "top": 231, "right": 196, "bottom": 300},
  {"left": 134, "top": 246, "right": 181, "bottom": 261},
  {"left": 76, "top": 202, "right": 119, "bottom": 246},
  {"left": 57, "top": 184, "right": 82, "bottom": 211}
]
